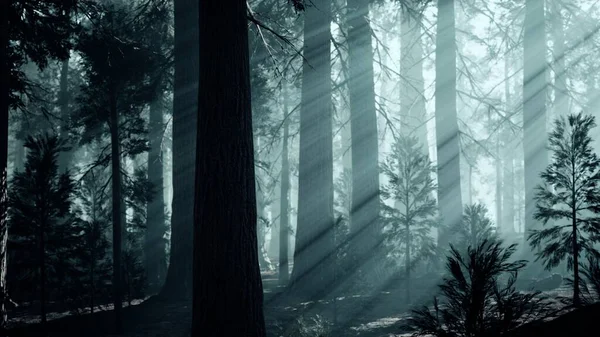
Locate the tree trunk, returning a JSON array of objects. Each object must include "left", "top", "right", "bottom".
[
  {"left": 191, "top": 0, "right": 266, "bottom": 335},
  {"left": 502, "top": 46, "right": 515, "bottom": 235},
  {"left": 495, "top": 137, "right": 503, "bottom": 232},
  {"left": 38, "top": 216, "right": 47, "bottom": 329},
  {"left": 572, "top": 170, "right": 580, "bottom": 307},
  {"left": 145, "top": 95, "right": 167, "bottom": 293},
  {"left": 400, "top": 3, "right": 427, "bottom": 149},
  {"left": 435, "top": 0, "right": 463, "bottom": 248},
  {"left": 405, "top": 223, "right": 410, "bottom": 304},
  {"left": 160, "top": 0, "right": 198, "bottom": 300},
  {"left": 347, "top": 0, "right": 381, "bottom": 281},
  {"left": 551, "top": 1, "right": 568, "bottom": 117},
  {"left": 279, "top": 86, "right": 290, "bottom": 286},
  {"left": 0, "top": 0, "right": 9, "bottom": 329},
  {"left": 290, "top": 0, "right": 335, "bottom": 301},
  {"left": 109, "top": 87, "right": 123, "bottom": 333},
  {"left": 58, "top": 58, "right": 72, "bottom": 172},
  {"left": 523, "top": 0, "right": 548, "bottom": 235}
]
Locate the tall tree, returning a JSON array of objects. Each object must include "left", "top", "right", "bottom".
[
  {"left": 551, "top": 1, "right": 568, "bottom": 118},
  {"left": 346, "top": 0, "right": 381, "bottom": 278},
  {"left": 528, "top": 113, "right": 600, "bottom": 308},
  {"left": 435, "top": 0, "right": 463, "bottom": 248},
  {"left": 279, "top": 84, "right": 291, "bottom": 285},
  {"left": 290, "top": 0, "right": 335, "bottom": 301},
  {"left": 191, "top": 0, "right": 266, "bottom": 335},
  {"left": 523, "top": 0, "right": 548, "bottom": 235},
  {"left": 160, "top": 0, "right": 197, "bottom": 300}
]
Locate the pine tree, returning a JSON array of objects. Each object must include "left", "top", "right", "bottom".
[
  {"left": 381, "top": 136, "right": 437, "bottom": 303},
  {"left": 528, "top": 112, "right": 600, "bottom": 307},
  {"left": 455, "top": 204, "right": 498, "bottom": 252},
  {"left": 7, "top": 134, "right": 75, "bottom": 328}
]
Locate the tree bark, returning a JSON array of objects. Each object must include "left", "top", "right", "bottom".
[
  {"left": 160, "top": 0, "right": 197, "bottom": 300},
  {"left": 109, "top": 86, "right": 123, "bottom": 333},
  {"left": 435, "top": 0, "right": 463, "bottom": 248},
  {"left": 145, "top": 95, "right": 167, "bottom": 293},
  {"left": 279, "top": 86, "right": 291, "bottom": 286},
  {"left": 290, "top": 0, "right": 335, "bottom": 301},
  {"left": 0, "top": 0, "right": 8, "bottom": 329},
  {"left": 346, "top": 0, "right": 381, "bottom": 280},
  {"left": 523, "top": 0, "right": 548, "bottom": 235},
  {"left": 191, "top": 0, "right": 266, "bottom": 335},
  {"left": 400, "top": 3, "right": 427, "bottom": 149}
]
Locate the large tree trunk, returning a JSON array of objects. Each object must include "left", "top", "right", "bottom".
[
  {"left": 191, "top": 0, "right": 266, "bottom": 335},
  {"left": 109, "top": 87, "right": 123, "bottom": 333},
  {"left": 551, "top": 1, "right": 568, "bottom": 117},
  {"left": 435, "top": 0, "right": 463, "bottom": 248},
  {"left": 400, "top": 3, "right": 427, "bottom": 149},
  {"left": 346, "top": 0, "right": 381, "bottom": 281},
  {"left": 502, "top": 45, "right": 515, "bottom": 235},
  {"left": 279, "top": 86, "right": 291, "bottom": 286},
  {"left": 145, "top": 95, "right": 167, "bottom": 293},
  {"left": 290, "top": 0, "right": 335, "bottom": 301},
  {"left": 160, "top": 0, "right": 197, "bottom": 300},
  {"left": 58, "top": 58, "right": 72, "bottom": 172},
  {"left": 523, "top": 0, "right": 548, "bottom": 235},
  {"left": 0, "top": 0, "right": 8, "bottom": 329}
]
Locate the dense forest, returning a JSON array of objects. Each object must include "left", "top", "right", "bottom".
[{"left": 2, "top": 0, "right": 600, "bottom": 336}]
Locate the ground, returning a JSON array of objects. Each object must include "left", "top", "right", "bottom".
[{"left": 4, "top": 272, "right": 593, "bottom": 337}]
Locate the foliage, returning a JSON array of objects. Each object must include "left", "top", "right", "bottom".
[
  {"left": 564, "top": 255, "right": 600, "bottom": 305},
  {"left": 280, "top": 314, "right": 332, "bottom": 337},
  {"left": 7, "top": 134, "right": 77, "bottom": 305},
  {"left": 454, "top": 203, "right": 498, "bottom": 252},
  {"left": 380, "top": 136, "right": 438, "bottom": 270},
  {"left": 407, "top": 239, "right": 543, "bottom": 337},
  {"left": 528, "top": 113, "right": 600, "bottom": 304}
]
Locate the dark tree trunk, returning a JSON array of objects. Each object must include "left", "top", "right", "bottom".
[
  {"left": 400, "top": 3, "right": 427, "bottom": 149},
  {"left": 58, "top": 58, "right": 72, "bottom": 172},
  {"left": 435, "top": 0, "right": 463, "bottom": 248},
  {"left": 523, "top": 0, "right": 548, "bottom": 235},
  {"left": 346, "top": 0, "right": 381, "bottom": 280},
  {"left": 1, "top": 0, "right": 9, "bottom": 330},
  {"left": 109, "top": 87, "right": 123, "bottom": 333},
  {"left": 145, "top": 95, "right": 167, "bottom": 293},
  {"left": 289, "top": 0, "right": 335, "bottom": 301},
  {"left": 191, "top": 0, "right": 266, "bottom": 335},
  {"left": 160, "top": 0, "right": 197, "bottom": 300},
  {"left": 279, "top": 86, "right": 290, "bottom": 286},
  {"left": 38, "top": 217, "right": 46, "bottom": 328}
]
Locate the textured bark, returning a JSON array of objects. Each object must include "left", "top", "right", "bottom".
[
  {"left": 523, "top": 0, "right": 548, "bottom": 234},
  {"left": 346, "top": 0, "right": 381, "bottom": 278},
  {"left": 0, "top": 1, "right": 8, "bottom": 329},
  {"left": 435, "top": 0, "right": 463, "bottom": 248},
  {"left": 58, "top": 58, "right": 72, "bottom": 172},
  {"left": 109, "top": 87, "right": 123, "bottom": 333},
  {"left": 400, "top": 5, "right": 427, "bottom": 149},
  {"left": 279, "top": 88, "right": 290, "bottom": 285},
  {"left": 160, "top": 0, "right": 197, "bottom": 300},
  {"left": 290, "top": 0, "right": 335, "bottom": 301},
  {"left": 145, "top": 95, "right": 167, "bottom": 293},
  {"left": 191, "top": 0, "right": 266, "bottom": 335}
]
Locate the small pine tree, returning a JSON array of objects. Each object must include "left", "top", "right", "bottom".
[
  {"left": 7, "top": 134, "right": 75, "bottom": 326},
  {"left": 455, "top": 203, "right": 498, "bottom": 252},
  {"left": 528, "top": 112, "right": 600, "bottom": 307},
  {"left": 381, "top": 136, "right": 438, "bottom": 303}
]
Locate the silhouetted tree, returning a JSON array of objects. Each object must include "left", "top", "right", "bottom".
[
  {"left": 528, "top": 113, "right": 600, "bottom": 307},
  {"left": 8, "top": 134, "right": 74, "bottom": 328},
  {"left": 455, "top": 204, "right": 498, "bottom": 251},
  {"left": 191, "top": 0, "right": 266, "bottom": 335}
]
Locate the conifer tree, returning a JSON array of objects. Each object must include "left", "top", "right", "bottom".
[{"left": 528, "top": 112, "right": 600, "bottom": 307}]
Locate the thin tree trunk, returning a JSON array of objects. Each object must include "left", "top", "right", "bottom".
[
  {"left": 347, "top": 0, "right": 381, "bottom": 281},
  {"left": 502, "top": 45, "right": 515, "bottom": 235},
  {"left": 145, "top": 95, "right": 167, "bottom": 293},
  {"left": 495, "top": 136, "right": 502, "bottom": 232},
  {"left": 191, "top": 0, "right": 266, "bottom": 335},
  {"left": 0, "top": 0, "right": 9, "bottom": 328},
  {"left": 58, "top": 58, "right": 72, "bottom": 172},
  {"left": 405, "top": 223, "right": 410, "bottom": 304},
  {"left": 290, "top": 0, "right": 335, "bottom": 301},
  {"left": 109, "top": 86, "right": 123, "bottom": 333},
  {"left": 279, "top": 86, "right": 290, "bottom": 286},
  {"left": 39, "top": 216, "right": 47, "bottom": 329},
  {"left": 523, "top": 0, "right": 548, "bottom": 235},
  {"left": 160, "top": 0, "right": 197, "bottom": 300},
  {"left": 435, "top": 0, "right": 463, "bottom": 248}
]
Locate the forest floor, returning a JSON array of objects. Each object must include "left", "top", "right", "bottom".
[{"left": 3, "top": 272, "right": 589, "bottom": 337}]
